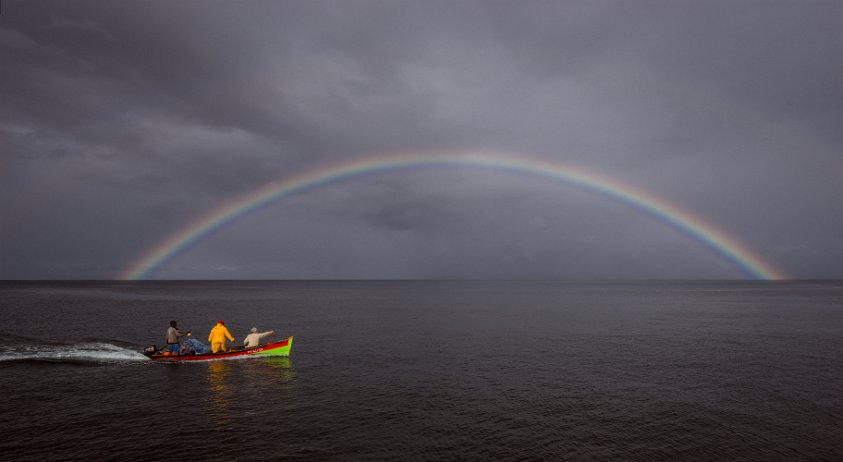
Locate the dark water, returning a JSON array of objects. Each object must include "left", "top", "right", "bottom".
[{"left": 1, "top": 281, "right": 841, "bottom": 461}]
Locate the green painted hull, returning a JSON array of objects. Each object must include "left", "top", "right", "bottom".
[{"left": 251, "top": 336, "right": 293, "bottom": 356}]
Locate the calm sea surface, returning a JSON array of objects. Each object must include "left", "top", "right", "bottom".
[{"left": 1, "top": 280, "right": 841, "bottom": 461}]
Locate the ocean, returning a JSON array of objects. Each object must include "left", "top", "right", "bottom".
[{"left": 1, "top": 280, "right": 841, "bottom": 461}]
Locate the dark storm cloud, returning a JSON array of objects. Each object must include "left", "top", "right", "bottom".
[{"left": 2, "top": 0, "right": 841, "bottom": 279}]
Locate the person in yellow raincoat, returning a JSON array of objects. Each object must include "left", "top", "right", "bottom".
[{"left": 208, "top": 320, "right": 235, "bottom": 353}]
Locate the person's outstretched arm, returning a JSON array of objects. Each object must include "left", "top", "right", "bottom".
[{"left": 258, "top": 330, "right": 275, "bottom": 341}]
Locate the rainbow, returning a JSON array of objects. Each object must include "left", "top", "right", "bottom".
[{"left": 121, "top": 152, "right": 786, "bottom": 280}]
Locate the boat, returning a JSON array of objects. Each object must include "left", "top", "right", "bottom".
[{"left": 144, "top": 336, "right": 293, "bottom": 361}]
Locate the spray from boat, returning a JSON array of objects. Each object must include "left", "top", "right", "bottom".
[{"left": 0, "top": 342, "right": 149, "bottom": 364}]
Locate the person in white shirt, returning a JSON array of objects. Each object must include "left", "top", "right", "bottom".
[{"left": 243, "top": 327, "right": 275, "bottom": 348}]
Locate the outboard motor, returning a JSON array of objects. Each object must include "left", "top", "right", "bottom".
[{"left": 142, "top": 345, "right": 159, "bottom": 357}]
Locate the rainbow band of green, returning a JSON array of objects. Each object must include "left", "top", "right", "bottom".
[{"left": 121, "top": 152, "right": 786, "bottom": 280}]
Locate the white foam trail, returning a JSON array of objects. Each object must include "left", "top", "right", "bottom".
[{"left": 0, "top": 342, "right": 149, "bottom": 363}]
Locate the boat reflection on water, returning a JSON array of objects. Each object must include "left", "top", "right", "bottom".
[
  {"left": 207, "top": 360, "right": 233, "bottom": 426},
  {"left": 258, "top": 356, "right": 296, "bottom": 385},
  {"left": 205, "top": 356, "right": 296, "bottom": 425},
  {"left": 258, "top": 356, "right": 292, "bottom": 369}
]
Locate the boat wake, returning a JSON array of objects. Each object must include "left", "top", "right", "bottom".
[{"left": 0, "top": 342, "right": 149, "bottom": 364}]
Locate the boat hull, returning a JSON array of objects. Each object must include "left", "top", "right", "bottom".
[{"left": 147, "top": 336, "right": 293, "bottom": 361}]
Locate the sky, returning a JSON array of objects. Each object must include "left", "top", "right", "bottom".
[{"left": 1, "top": 0, "right": 841, "bottom": 280}]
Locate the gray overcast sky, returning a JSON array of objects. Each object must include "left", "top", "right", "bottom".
[{"left": 1, "top": 0, "right": 841, "bottom": 280}]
